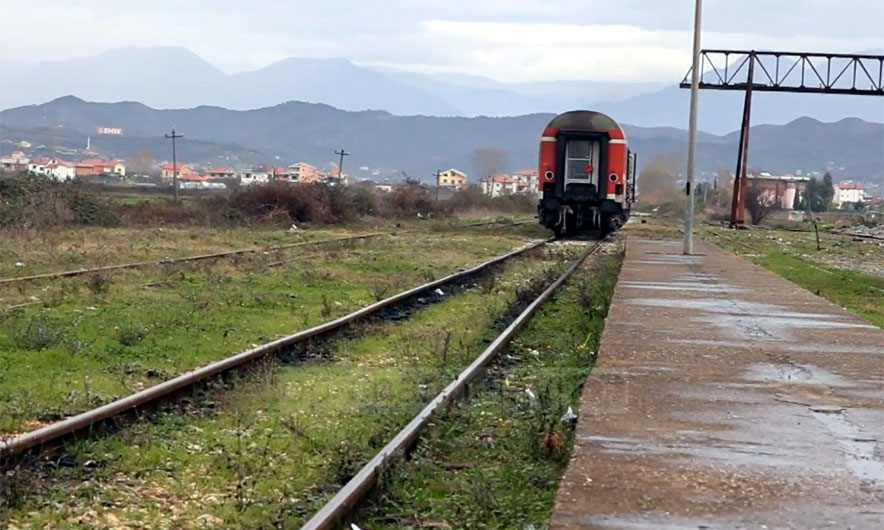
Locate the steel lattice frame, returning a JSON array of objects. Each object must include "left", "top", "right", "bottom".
[
  {"left": 680, "top": 50, "right": 884, "bottom": 95},
  {"left": 679, "top": 49, "right": 884, "bottom": 226}
]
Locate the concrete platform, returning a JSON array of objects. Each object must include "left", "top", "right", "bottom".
[{"left": 551, "top": 237, "right": 884, "bottom": 529}]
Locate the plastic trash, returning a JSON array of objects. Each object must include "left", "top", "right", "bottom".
[
  {"left": 561, "top": 406, "right": 578, "bottom": 426},
  {"left": 434, "top": 288, "right": 445, "bottom": 296}
]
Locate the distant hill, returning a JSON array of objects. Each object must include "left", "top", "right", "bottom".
[
  {"left": 1, "top": 96, "right": 881, "bottom": 183},
  {"left": 3, "top": 46, "right": 882, "bottom": 133}
]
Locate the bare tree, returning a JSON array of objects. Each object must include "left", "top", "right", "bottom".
[
  {"left": 471, "top": 146, "right": 507, "bottom": 196},
  {"left": 637, "top": 153, "right": 681, "bottom": 206},
  {"left": 128, "top": 148, "right": 155, "bottom": 176},
  {"left": 746, "top": 183, "right": 775, "bottom": 225}
]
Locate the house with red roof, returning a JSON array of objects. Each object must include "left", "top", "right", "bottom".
[
  {"left": 207, "top": 166, "right": 237, "bottom": 179},
  {"left": 512, "top": 168, "right": 540, "bottom": 197},
  {"left": 834, "top": 181, "right": 865, "bottom": 208},
  {"left": 481, "top": 174, "right": 522, "bottom": 197},
  {"left": 160, "top": 162, "right": 196, "bottom": 181},
  {"left": 1, "top": 151, "right": 30, "bottom": 172}
]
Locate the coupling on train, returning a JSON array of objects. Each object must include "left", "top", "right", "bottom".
[{"left": 537, "top": 110, "right": 636, "bottom": 236}]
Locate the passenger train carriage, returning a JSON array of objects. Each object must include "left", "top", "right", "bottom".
[{"left": 537, "top": 111, "right": 636, "bottom": 236}]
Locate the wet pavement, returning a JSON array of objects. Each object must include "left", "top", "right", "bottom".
[{"left": 550, "top": 238, "right": 884, "bottom": 529}]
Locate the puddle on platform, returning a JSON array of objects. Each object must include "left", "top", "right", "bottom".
[
  {"left": 624, "top": 297, "right": 876, "bottom": 341},
  {"left": 811, "top": 410, "right": 884, "bottom": 486},
  {"left": 676, "top": 339, "right": 884, "bottom": 355},
  {"left": 743, "top": 363, "right": 850, "bottom": 387},
  {"left": 619, "top": 281, "right": 738, "bottom": 293}
]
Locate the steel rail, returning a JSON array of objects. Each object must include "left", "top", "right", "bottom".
[
  {"left": 0, "top": 219, "right": 532, "bottom": 287},
  {"left": 301, "top": 238, "right": 605, "bottom": 530},
  {"left": 0, "top": 232, "right": 388, "bottom": 286},
  {"left": 0, "top": 238, "right": 549, "bottom": 460}
]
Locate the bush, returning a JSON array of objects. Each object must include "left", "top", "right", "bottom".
[
  {"left": 0, "top": 174, "right": 118, "bottom": 228},
  {"left": 228, "top": 182, "right": 356, "bottom": 225},
  {"left": 438, "top": 186, "right": 536, "bottom": 216},
  {"left": 0, "top": 176, "right": 537, "bottom": 229},
  {"left": 378, "top": 185, "right": 435, "bottom": 218}
]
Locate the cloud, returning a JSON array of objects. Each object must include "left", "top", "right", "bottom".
[{"left": 1, "top": 1, "right": 882, "bottom": 82}]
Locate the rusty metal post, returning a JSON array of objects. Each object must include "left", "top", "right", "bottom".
[{"left": 731, "top": 52, "right": 755, "bottom": 227}]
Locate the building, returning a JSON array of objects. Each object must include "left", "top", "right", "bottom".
[
  {"left": 160, "top": 162, "right": 196, "bottom": 181},
  {"left": 1, "top": 151, "right": 30, "bottom": 172},
  {"left": 240, "top": 170, "right": 271, "bottom": 186},
  {"left": 482, "top": 174, "right": 521, "bottom": 197},
  {"left": 746, "top": 173, "right": 810, "bottom": 209},
  {"left": 324, "top": 167, "right": 348, "bottom": 186},
  {"left": 512, "top": 168, "right": 540, "bottom": 196},
  {"left": 179, "top": 174, "right": 226, "bottom": 190},
  {"left": 834, "top": 181, "right": 865, "bottom": 207},
  {"left": 29, "top": 157, "right": 76, "bottom": 181},
  {"left": 287, "top": 162, "right": 319, "bottom": 183},
  {"left": 75, "top": 158, "right": 126, "bottom": 177},
  {"left": 437, "top": 169, "right": 467, "bottom": 190},
  {"left": 206, "top": 166, "right": 237, "bottom": 179},
  {"left": 27, "top": 157, "right": 50, "bottom": 175}
]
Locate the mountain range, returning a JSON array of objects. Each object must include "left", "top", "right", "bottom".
[
  {"left": 2, "top": 47, "right": 882, "bottom": 134},
  {"left": 2, "top": 96, "right": 881, "bottom": 184}
]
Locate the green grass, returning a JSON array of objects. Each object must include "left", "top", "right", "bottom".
[
  {"left": 0, "top": 217, "right": 541, "bottom": 279},
  {"left": 1, "top": 244, "right": 579, "bottom": 528},
  {"left": 358, "top": 248, "right": 623, "bottom": 529},
  {"left": 704, "top": 228, "right": 884, "bottom": 328},
  {"left": 0, "top": 229, "right": 543, "bottom": 433}
]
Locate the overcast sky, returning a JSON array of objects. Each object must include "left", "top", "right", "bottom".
[{"left": 3, "top": 1, "right": 883, "bottom": 82}]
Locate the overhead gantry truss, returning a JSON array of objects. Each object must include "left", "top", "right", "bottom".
[
  {"left": 680, "top": 50, "right": 884, "bottom": 96},
  {"left": 679, "top": 49, "right": 884, "bottom": 227}
]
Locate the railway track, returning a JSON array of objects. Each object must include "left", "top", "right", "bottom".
[
  {"left": 0, "top": 219, "right": 533, "bottom": 287},
  {"left": 0, "top": 236, "right": 548, "bottom": 465},
  {"left": 301, "top": 237, "right": 608, "bottom": 530}
]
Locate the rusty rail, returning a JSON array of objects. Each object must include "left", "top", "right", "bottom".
[
  {"left": 301, "top": 238, "right": 606, "bottom": 530},
  {"left": 0, "top": 238, "right": 548, "bottom": 461},
  {"left": 0, "top": 219, "right": 534, "bottom": 287},
  {"left": 0, "top": 233, "right": 387, "bottom": 286}
]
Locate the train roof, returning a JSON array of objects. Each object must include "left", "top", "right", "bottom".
[{"left": 546, "top": 110, "right": 622, "bottom": 132}]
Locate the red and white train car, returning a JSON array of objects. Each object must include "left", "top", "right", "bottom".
[{"left": 537, "top": 110, "right": 636, "bottom": 235}]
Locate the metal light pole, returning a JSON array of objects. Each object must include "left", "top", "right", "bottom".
[
  {"left": 165, "top": 128, "right": 183, "bottom": 201},
  {"left": 684, "top": 0, "right": 703, "bottom": 255}
]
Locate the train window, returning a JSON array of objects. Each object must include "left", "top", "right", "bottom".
[{"left": 565, "top": 139, "right": 600, "bottom": 185}]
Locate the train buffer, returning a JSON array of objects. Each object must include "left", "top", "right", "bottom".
[{"left": 551, "top": 237, "right": 884, "bottom": 529}]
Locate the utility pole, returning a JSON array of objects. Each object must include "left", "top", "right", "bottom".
[
  {"left": 684, "top": 0, "right": 703, "bottom": 255},
  {"left": 434, "top": 170, "right": 441, "bottom": 202},
  {"left": 165, "top": 128, "right": 183, "bottom": 200},
  {"left": 334, "top": 148, "right": 350, "bottom": 184}
]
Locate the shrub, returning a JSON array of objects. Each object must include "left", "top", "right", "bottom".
[{"left": 0, "top": 174, "right": 118, "bottom": 228}]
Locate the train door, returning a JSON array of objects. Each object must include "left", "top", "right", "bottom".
[{"left": 563, "top": 138, "right": 601, "bottom": 191}]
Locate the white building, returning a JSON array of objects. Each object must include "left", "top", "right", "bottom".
[
  {"left": 28, "top": 158, "right": 76, "bottom": 181},
  {"left": 511, "top": 169, "right": 540, "bottom": 197},
  {"left": 240, "top": 171, "right": 271, "bottom": 186},
  {"left": 482, "top": 174, "right": 521, "bottom": 197},
  {"left": 45, "top": 160, "right": 76, "bottom": 181},
  {"left": 834, "top": 181, "right": 865, "bottom": 207}
]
